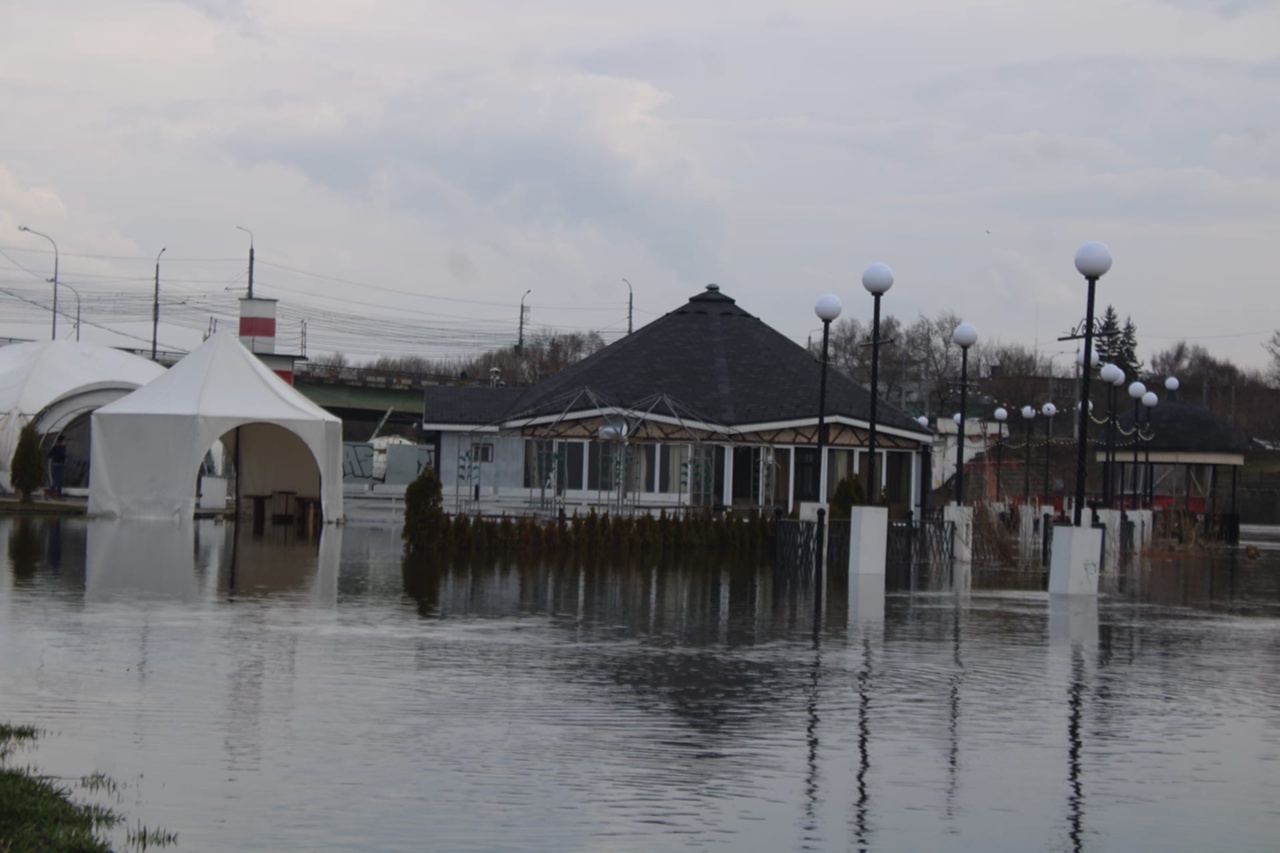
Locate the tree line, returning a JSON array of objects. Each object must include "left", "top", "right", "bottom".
[
  {"left": 817, "top": 305, "right": 1280, "bottom": 443},
  {"left": 315, "top": 303, "right": 1280, "bottom": 444},
  {"left": 312, "top": 328, "right": 607, "bottom": 386}
]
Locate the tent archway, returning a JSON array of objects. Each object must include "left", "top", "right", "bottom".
[{"left": 88, "top": 333, "right": 343, "bottom": 522}]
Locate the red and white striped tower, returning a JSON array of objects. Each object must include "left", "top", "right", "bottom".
[
  {"left": 239, "top": 297, "right": 299, "bottom": 384},
  {"left": 239, "top": 297, "right": 277, "bottom": 353}
]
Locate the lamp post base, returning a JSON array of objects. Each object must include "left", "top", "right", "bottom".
[
  {"left": 1048, "top": 523, "right": 1103, "bottom": 596},
  {"left": 943, "top": 504, "right": 973, "bottom": 591}
]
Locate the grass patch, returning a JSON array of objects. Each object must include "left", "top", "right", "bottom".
[{"left": 0, "top": 723, "right": 176, "bottom": 852}]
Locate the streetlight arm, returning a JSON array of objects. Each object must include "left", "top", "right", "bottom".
[{"left": 18, "top": 225, "right": 59, "bottom": 340}]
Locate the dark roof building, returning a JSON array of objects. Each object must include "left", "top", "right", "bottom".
[{"left": 424, "top": 284, "right": 931, "bottom": 448}]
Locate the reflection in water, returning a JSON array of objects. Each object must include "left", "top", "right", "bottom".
[
  {"left": 853, "top": 633, "right": 871, "bottom": 852},
  {"left": 1068, "top": 646, "right": 1086, "bottom": 853},
  {"left": 87, "top": 518, "right": 200, "bottom": 601},
  {"left": 946, "top": 600, "right": 963, "bottom": 824},
  {"left": 8, "top": 518, "right": 41, "bottom": 582},
  {"left": 1051, "top": 595, "right": 1099, "bottom": 853},
  {"left": 0, "top": 522, "right": 1277, "bottom": 851}
]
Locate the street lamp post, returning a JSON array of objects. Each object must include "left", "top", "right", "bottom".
[
  {"left": 1072, "top": 241, "right": 1112, "bottom": 526},
  {"left": 1041, "top": 402, "right": 1057, "bottom": 509},
  {"left": 1022, "top": 405, "right": 1036, "bottom": 502},
  {"left": 815, "top": 295, "right": 842, "bottom": 504},
  {"left": 814, "top": 294, "right": 842, "bottom": 604},
  {"left": 1099, "top": 363, "right": 1125, "bottom": 508},
  {"left": 1127, "top": 381, "right": 1146, "bottom": 509},
  {"left": 152, "top": 247, "right": 167, "bottom": 360},
  {"left": 621, "top": 278, "right": 634, "bottom": 335},
  {"left": 235, "top": 225, "right": 254, "bottom": 299},
  {"left": 994, "top": 407, "right": 1008, "bottom": 501},
  {"left": 917, "top": 414, "right": 931, "bottom": 517},
  {"left": 517, "top": 289, "right": 532, "bottom": 352},
  {"left": 952, "top": 323, "right": 978, "bottom": 505},
  {"left": 17, "top": 226, "right": 59, "bottom": 340},
  {"left": 862, "top": 262, "right": 894, "bottom": 503},
  {"left": 1142, "top": 391, "right": 1158, "bottom": 507}
]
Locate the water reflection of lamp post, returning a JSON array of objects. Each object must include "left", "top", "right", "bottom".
[
  {"left": 1127, "top": 381, "right": 1145, "bottom": 509},
  {"left": 1099, "top": 363, "right": 1125, "bottom": 508},
  {"left": 994, "top": 407, "right": 1008, "bottom": 501},
  {"left": 1022, "top": 405, "right": 1036, "bottom": 503},
  {"left": 1071, "top": 241, "right": 1112, "bottom": 526},
  {"left": 1041, "top": 402, "right": 1057, "bottom": 509},
  {"left": 952, "top": 323, "right": 978, "bottom": 506},
  {"left": 862, "top": 263, "right": 894, "bottom": 502},
  {"left": 1142, "top": 391, "right": 1158, "bottom": 508}
]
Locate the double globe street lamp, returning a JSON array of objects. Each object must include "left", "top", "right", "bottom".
[
  {"left": 1041, "top": 402, "right": 1057, "bottom": 506},
  {"left": 1127, "top": 380, "right": 1146, "bottom": 509},
  {"left": 1099, "top": 362, "right": 1126, "bottom": 508}
]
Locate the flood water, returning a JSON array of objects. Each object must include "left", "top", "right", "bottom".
[{"left": 1, "top": 516, "right": 1278, "bottom": 852}]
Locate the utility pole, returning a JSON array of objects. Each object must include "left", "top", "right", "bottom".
[
  {"left": 152, "top": 247, "right": 166, "bottom": 360},
  {"left": 236, "top": 225, "right": 255, "bottom": 298},
  {"left": 517, "top": 289, "right": 531, "bottom": 352},
  {"left": 621, "top": 277, "right": 634, "bottom": 334}
]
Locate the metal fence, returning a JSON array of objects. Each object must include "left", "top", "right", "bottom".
[
  {"left": 888, "top": 518, "right": 955, "bottom": 589},
  {"left": 772, "top": 515, "right": 955, "bottom": 591},
  {"left": 772, "top": 519, "right": 819, "bottom": 588}
]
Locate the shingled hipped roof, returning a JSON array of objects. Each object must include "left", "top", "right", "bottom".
[{"left": 472, "top": 284, "right": 930, "bottom": 438}]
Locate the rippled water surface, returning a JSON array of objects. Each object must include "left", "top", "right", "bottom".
[{"left": 1, "top": 517, "right": 1278, "bottom": 852}]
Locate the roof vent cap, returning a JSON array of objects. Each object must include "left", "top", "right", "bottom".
[{"left": 705, "top": 283, "right": 720, "bottom": 292}]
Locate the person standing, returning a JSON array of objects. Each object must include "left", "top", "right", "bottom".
[{"left": 48, "top": 435, "right": 67, "bottom": 499}]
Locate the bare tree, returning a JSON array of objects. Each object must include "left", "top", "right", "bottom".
[{"left": 1265, "top": 330, "right": 1280, "bottom": 388}]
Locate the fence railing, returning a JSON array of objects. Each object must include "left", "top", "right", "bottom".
[
  {"left": 772, "top": 518, "right": 819, "bottom": 588},
  {"left": 772, "top": 515, "right": 958, "bottom": 590},
  {"left": 888, "top": 518, "right": 955, "bottom": 589}
]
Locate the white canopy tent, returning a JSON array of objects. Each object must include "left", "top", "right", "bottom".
[
  {"left": 89, "top": 332, "right": 344, "bottom": 523},
  {"left": 0, "top": 341, "right": 166, "bottom": 493}
]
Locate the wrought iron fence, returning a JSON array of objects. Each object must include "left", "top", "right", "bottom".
[
  {"left": 772, "top": 519, "right": 818, "bottom": 587},
  {"left": 772, "top": 515, "right": 954, "bottom": 591},
  {"left": 888, "top": 518, "right": 954, "bottom": 590}
]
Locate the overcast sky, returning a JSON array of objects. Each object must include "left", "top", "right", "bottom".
[{"left": 1, "top": 0, "right": 1276, "bottom": 371}]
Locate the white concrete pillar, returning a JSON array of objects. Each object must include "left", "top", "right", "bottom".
[
  {"left": 1048, "top": 523, "right": 1103, "bottom": 596},
  {"left": 848, "top": 506, "right": 888, "bottom": 576}
]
